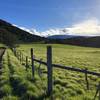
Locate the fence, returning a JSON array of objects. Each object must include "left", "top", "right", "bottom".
[{"left": 12, "top": 46, "right": 100, "bottom": 99}]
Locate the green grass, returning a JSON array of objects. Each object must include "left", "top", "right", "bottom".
[
  {"left": 19, "top": 44, "right": 100, "bottom": 72},
  {"left": 18, "top": 44, "right": 100, "bottom": 99},
  {"left": 0, "top": 43, "right": 4, "bottom": 47},
  {"left": 1, "top": 44, "right": 100, "bottom": 100},
  {"left": 0, "top": 49, "right": 46, "bottom": 100}
]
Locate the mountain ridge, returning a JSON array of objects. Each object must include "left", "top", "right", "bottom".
[
  {"left": 0, "top": 19, "right": 44, "bottom": 43},
  {"left": 0, "top": 19, "right": 100, "bottom": 48}
]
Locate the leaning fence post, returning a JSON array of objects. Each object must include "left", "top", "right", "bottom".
[
  {"left": 99, "top": 82, "right": 100, "bottom": 100},
  {"left": 17, "top": 51, "right": 19, "bottom": 59},
  {"left": 13, "top": 48, "right": 16, "bottom": 56},
  {"left": 94, "top": 82, "right": 100, "bottom": 100},
  {"left": 21, "top": 52, "right": 23, "bottom": 63},
  {"left": 26, "top": 56, "right": 28, "bottom": 71},
  {"left": 85, "top": 68, "right": 89, "bottom": 90},
  {"left": 47, "top": 46, "right": 52, "bottom": 96},
  {"left": 20, "top": 51, "right": 22, "bottom": 63},
  {"left": 17, "top": 51, "right": 19, "bottom": 60},
  {"left": 14, "top": 50, "right": 16, "bottom": 57},
  {"left": 31, "top": 48, "right": 34, "bottom": 79}
]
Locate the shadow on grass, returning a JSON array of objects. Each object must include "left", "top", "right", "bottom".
[{"left": 7, "top": 53, "right": 50, "bottom": 100}]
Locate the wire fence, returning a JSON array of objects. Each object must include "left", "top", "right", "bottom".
[{"left": 12, "top": 46, "right": 100, "bottom": 99}]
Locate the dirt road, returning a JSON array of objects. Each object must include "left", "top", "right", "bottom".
[{"left": 0, "top": 47, "right": 6, "bottom": 68}]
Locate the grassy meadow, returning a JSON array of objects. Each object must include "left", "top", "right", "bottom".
[
  {"left": 0, "top": 43, "right": 100, "bottom": 100},
  {"left": 0, "top": 43, "right": 4, "bottom": 47}
]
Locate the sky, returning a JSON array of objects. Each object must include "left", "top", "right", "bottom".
[{"left": 0, "top": 0, "right": 100, "bottom": 36}]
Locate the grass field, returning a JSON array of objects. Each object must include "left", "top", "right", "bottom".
[
  {"left": 0, "top": 43, "right": 4, "bottom": 47},
  {"left": 0, "top": 43, "right": 100, "bottom": 100},
  {"left": 19, "top": 44, "right": 100, "bottom": 72}
]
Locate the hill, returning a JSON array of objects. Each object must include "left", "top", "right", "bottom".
[
  {"left": 47, "top": 34, "right": 77, "bottom": 39},
  {"left": 46, "top": 35, "right": 100, "bottom": 47},
  {"left": 0, "top": 19, "right": 44, "bottom": 44}
]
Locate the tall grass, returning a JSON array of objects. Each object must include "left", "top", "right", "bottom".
[
  {"left": 1, "top": 44, "right": 100, "bottom": 100},
  {"left": 16, "top": 44, "right": 100, "bottom": 99}
]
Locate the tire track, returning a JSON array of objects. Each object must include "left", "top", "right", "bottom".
[
  {"left": 0, "top": 47, "right": 6, "bottom": 73},
  {"left": 0, "top": 47, "right": 6, "bottom": 98}
]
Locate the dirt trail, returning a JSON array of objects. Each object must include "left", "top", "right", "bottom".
[
  {"left": 0, "top": 47, "right": 6, "bottom": 68},
  {"left": 0, "top": 48, "right": 6, "bottom": 98}
]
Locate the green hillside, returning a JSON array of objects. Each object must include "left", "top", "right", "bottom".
[
  {"left": 46, "top": 36, "right": 100, "bottom": 48},
  {"left": 0, "top": 19, "right": 44, "bottom": 46},
  {"left": 0, "top": 44, "right": 100, "bottom": 100}
]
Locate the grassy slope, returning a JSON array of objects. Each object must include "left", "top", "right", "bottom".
[
  {"left": 1, "top": 49, "right": 47, "bottom": 100},
  {"left": 18, "top": 44, "right": 100, "bottom": 99},
  {"left": 0, "top": 43, "right": 4, "bottom": 47},
  {"left": 19, "top": 44, "right": 100, "bottom": 72},
  {"left": 1, "top": 44, "right": 100, "bottom": 100}
]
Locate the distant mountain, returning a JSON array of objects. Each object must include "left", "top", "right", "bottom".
[
  {"left": 66, "top": 36, "right": 100, "bottom": 47},
  {"left": 46, "top": 35, "right": 100, "bottom": 47},
  {"left": 47, "top": 34, "right": 90, "bottom": 39},
  {"left": 47, "top": 35, "right": 75, "bottom": 39},
  {"left": 0, "top": 19, "right": 44, "bottom": 43}
]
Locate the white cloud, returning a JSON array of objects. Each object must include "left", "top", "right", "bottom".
[
  {"left": 13, "top": 24, "right": 32, "bottom": 33},
  {"left": 41, "top": 29, "right": 68, "bottom": 37},
  {"left": 66, "top": 18, "right": 100, "bottom": 36},
  {"left": 12, "top": 24, "right": 41, "bottom": 36},
  {"left": 13, "top": 18, "right": 100, "bottom": 37},
  {"left": 19, "top": 27, "right": 33, "bottom": 33},
  {"left": 40, "top": 18, "right": 100, "bottom": 37},
  {"left": 30, "top": 29, "right": 42, "bottom": 36}
]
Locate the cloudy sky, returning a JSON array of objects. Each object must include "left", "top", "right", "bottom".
[{"left": 0, "top": 0, "right": 100, "bottom": 36}]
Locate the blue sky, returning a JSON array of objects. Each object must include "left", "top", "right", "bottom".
[{"left": 0, "top": 0, "right": 100, "bottom": 32}]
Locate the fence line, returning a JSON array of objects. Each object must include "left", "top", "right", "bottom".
[
  {"left": 12, "top": 46, "right": 100, "bottom": 99},
  {"left": 33, "top": 58, "right": 100, "bottom": 77}
]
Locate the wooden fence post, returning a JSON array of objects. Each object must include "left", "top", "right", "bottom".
[
  {"left": 17, "top": 52, "right": 19, "bottom": 59},
  {"left": 85, "top": 68, "right": 89, "bottom": 90},
  {"left": 47, "top": 46, "right": 52, "bottom": 96},
  {"left": 31, "top": 48, "right": 34, "bottom": 79},
  {"left": 16, "top": 51, "right": 18, "bottom": 58},
  {"left": 93, "top": 82, "right": 100, "bottom": 100},
  {"left": 20, "top": 51, "right": 22, "bottom": 63},
  {"left": 17, "top": 51, "right": 19, "bottom": 60},
  {"left": 21, "top": 53, "right": 23, "bottom": 63},
  {"left": 26, "top": 56, "right": 28, "bottom": 71},
  {"left": 13, "top": 48, "right": 16, "bottom": 56},
  {"left": 99, "top": 82, "right": 100, "bottom": 100},
  {"left": 14, "top": 48, "right": 16, "bottom": 56}
]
